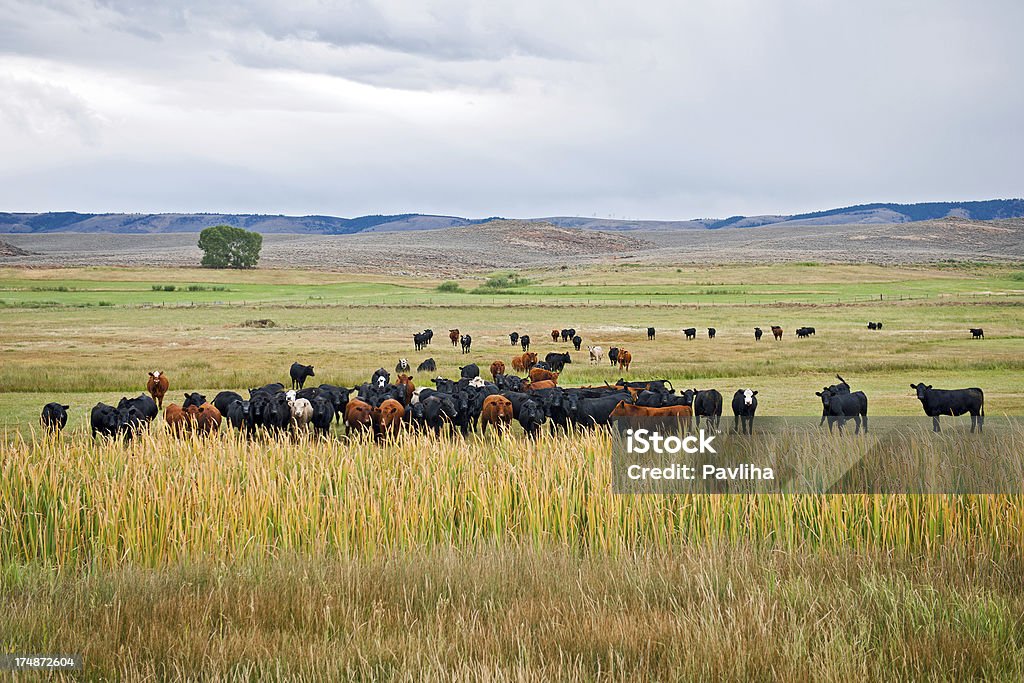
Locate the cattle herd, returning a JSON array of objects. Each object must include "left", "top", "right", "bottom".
[{"left": 38, "top": 322, "right": 989, "bottom": 442}]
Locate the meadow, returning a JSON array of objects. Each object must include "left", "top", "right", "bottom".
[{"left": 1, "top": 262, "right": 1024, "bottom": 680}]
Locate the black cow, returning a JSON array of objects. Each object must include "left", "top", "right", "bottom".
[
  {"left": 564, "top": 391, "right": 633, "bottom": 428},
  {"left": 707, "top": 327, "right": 716, "bottom": 340},
  {"left": 310, "top": 396, "right": 336, "bottom": 437},
  {"left": 290, "top": 362, "right": 315, "bottom": 390},
  {"left": 572, "top": 335, "right": 582, "bottom": 351},
  {"left": 91, "top": 402, "right": 142, "bottom": 440},
  {"left": 970, "top": 328, "right": 984, "bottom": 339},
  {"left": 423, "top": 329, "right": 434, "bottom": 344},
  {"left": 545, "top": 352, "right": 572, "bottom": 373},
  {"left": 225, "top": 399, "right": 252, "bottom": 432},
  {"left": 370, "top": 368, "right": 391, "bottom": 391},
  {"left": 875, "top": 322, "right": 882, "bottom": 330},
  {"left": 252, "top": 383, "right": 284, "bottom": 395},
  {"left": 40, "top": 402, "right": 69, "bottom": 432},
  {"left": 509, "top": 332, "right": 519, "bottom": 346},
  {"left": 560, "top": 329, "right": 570, "bottom": 342},
  {"left": 396, "top": 358, "right": 411, "bottom": 373},
  {"left": 796, "top": 327, "right": 811, "bottom": 338},
  {"left": 647, "top": 327, "right": 656, "bottom": 340},
  {"left": 911, "top": 384, "right": 984, "bottom": 433},
  {"left": 683, "top": 328, "right": 696, "bottom": 340},
  {"left": 731, "top": 389, "right": 758, "bottom": 435},
  {"left": 414, "top": 332, "right": 429, "bottom": 350},
  {"left": 818, "top": 375, "right": 851, "bottom": 426},
  {"left": 213, "top": 390, "right": 243, "bottom": 417},
  {"left": 460, "top": 363, "right": 480, "bottom": 380},
  {"left": 816, "top": 388, "right": 868, "bottom": 434},
  {"left": 460, "top": 334, "right": 472, "bottom": 354},
  {"left": 682, "top": 389, "right": 722, "bottom": 431},
  {"left": 417, "top": 358, "right": 437, "bottom": 373},
  {"left": 317, "top": 384, "right": 350, "bottom": 423},
  {"left": 520, "top": 335, "right": 531, "bottom": 351},
  {"left": 754, "top": 327, "right": 763, "bottom": 341},
  {"left": 635, "top": 390, "right": 689, "bottom": 408},
  {"left": 420, "top": 394, "right": 459, "bottom": 436},
  {"left": 502, "top": 391, "right": 546, "bottom": 438},
  {"left": 118, "top": 393, "right": 158, "bottom": 422},
  {"left": 608, "top": 347, "right": 620, "bottom": 367},
  {"left": 182, "top": 392, "right": 207, "bottom": 409},
  {"left": 804, "top": 326, "right": 815, "bottom": 336}
]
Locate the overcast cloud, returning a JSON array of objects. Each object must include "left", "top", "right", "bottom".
[{"left": 0, "top": 0, "right": 1021, "bottom": 219}]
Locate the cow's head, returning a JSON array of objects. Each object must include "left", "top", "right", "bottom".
[
  {"left": 910, "top": 383, "right": 931, "bottom": 400},
  {"left": 743, "top": 389, "right": 757, "bottom": 405},
  {"left": 149, "top": 371, "right": 161, "bottom": 379}
]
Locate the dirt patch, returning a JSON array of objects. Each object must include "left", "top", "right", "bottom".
[{"left": 0, "top": 240, "right": 32, "bottom": 257}]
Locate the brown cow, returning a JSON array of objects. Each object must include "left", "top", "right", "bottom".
[
  {"left": 511, "top": 352, "right": 537, "bottom": 373},
  {"left": 610, "top": 401, "right": 692, "bottom": 423},
  {"left": 164, "top": 403, "right": 187, "bottom": 434},
  {"left": 618, "top": 350, "right": 632, "bottom": 371},
  {"left": 186, "top": 403, "right": 221, "bottom": 435},
  {"left": 396, "top": 374, "right": 415, "bottom": 406},
  {"left": 147, "top": 371, "right": 169, "bottom": 409},
  {"left": 344, "top": 399, "right": 374, "bottom": 436},
  {"left": 526, "top": 379, "right": 558, "bottom": 391},
  {"left": 771, "top": 326, "right": 783, "bottom": 341},
  {"left": 529, "top": 367, "right": 559, "bottom": 383},
  {"left": 373, "top": 398, "right": 405, "bottom": 440},
  {"left": 480, "top": 395, "right": 514, "bottom": 433},
  {"left": 449, "top": 329, "right": 460, "bottom": 346},
  {"left": 489, "top": 360, "right": 506, "bottom": 381},
  {"left": 551, "top": 329, "right": 560, "bottom": 342}
]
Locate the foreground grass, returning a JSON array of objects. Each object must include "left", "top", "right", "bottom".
[{"left": 3, "top": 546, "right": 1024, "bottom": 680}]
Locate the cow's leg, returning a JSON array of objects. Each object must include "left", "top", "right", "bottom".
[
  {"left": 734, "top": 415, "right": 740, "bottom": 433},
  {"left": 933, "top": 416, "right": 941, "bottom": 433},
  {"left": 861, "top": 414, "right": 867, "bottom": 434}
]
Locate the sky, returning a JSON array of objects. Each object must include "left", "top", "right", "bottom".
[{"left": 0, "top": 0, "right": 1021, "bottom": 220}]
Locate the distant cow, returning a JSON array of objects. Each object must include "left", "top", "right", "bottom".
[
  {"left": 588, "top": 345, "right": 603, "bottom": 364},
  {"left": 480, "top": 395, "right": 514, "bottom": 433},
  {"left": 572, "top": 335, "right": 582, "bottom": 351},
  {"left": 618, "top": 350, "right": 632, "bottom": 371},
  {"left": 731, "top": 389, "right": 758, "bottom": 435},
  {"left": 544, "top": 352, "right": 572, "bottom": 373},
  {"left": 647, "top": 327, "right": 656, "bottom": 340},
  {"left": 970, "top": 328, "right": 984, "bottom": 339},
  {"left": 683, "top": 328, "right": 696, "bottom": 340},
  {"left": 509, "top": 332, "right": 519, "bottom": 346},
  {"left": 147, "top": 371, "right": 169, "bottom": 409},
  {"left": 449, "top": 329, "right": 460, "bottom": 346},
  {"left": 707, "top": 327, "right": 716, "bottom": 340},
  {"left": 551, "top": 329, "right": 560, "bottom": 342},
  {"left": 771, "top": 326, "right": 783, "bottom": 341},
  {"left": 395, "top": 358, "right": 411, "bottom": 373},
  {"left": 816, "top": 388, "right": 868, "bottom": 434},
  {"left": 490, "top": 360, "right": 506, "bottom": 380},
  {"left": 460, "top": 363, "right": 480, "bottom": 379},
  {"left": 520, "top": 335, "right": 531, "bottom": 351},
  {"left": 608, "top": 347, "right": 620, "bottom": 367},
  {"left": 868, "top": 322, "right": 884, "bottom": 330},
  {"left": 460, "top": 334, "right": 473, "bottom": 353},
  {"left": 40, "top": 402, "right": 69, "bottom": 432},
  {"left": 290, "top": 362, "right": 315, "bottom": 390},
  {"left": 911, "top": 383, "right": 984, "bottom": 433},
  {"left": 414, "top": 332, "right": 429, "bottom": 350},
  {"left": 754, "top": 327, "right": 763, "bottom": 341},
  {"left": 417, "top": 358, "right": 436, "bottom": 373},
  {"left": 796, "top": 327, "right": 811, "bottom": 338}
]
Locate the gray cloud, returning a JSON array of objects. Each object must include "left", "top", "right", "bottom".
[{"left": 0, "top": 0, "right": 1021, "bottom": 218}]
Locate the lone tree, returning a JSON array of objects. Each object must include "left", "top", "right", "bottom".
[{"left": 197, "top": 225, "right": 262, "bottom": 269}]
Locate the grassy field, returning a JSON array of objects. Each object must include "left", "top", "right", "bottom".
[{"left": 2, "top": 262, "right": 1024, "bottom": 680}]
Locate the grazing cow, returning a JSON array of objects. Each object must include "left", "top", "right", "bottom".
[
  {"left": 118, "top": 394, "right": 158, "bottom": 422},
  {"left": 414, "top": 332, "right": 429, "bottom": 350},
  {"left": 373, "top": 398, "right": 405, "bottom": 440},
  {"left": 682, "top": 389, "right": 722, "bottom": 431},
  {"left": 344, "top": 399, "right": 374, "bottom": 436},
  {"left": 683, "top": 328, "right": 696, "bottom": 340},
  {"left": 731, "top": 389, "right": 758, "bottom": 434},
  {"left": 526, "top": 379, "right": 558, "bottom": 392},
  {"left": 816, "top": 388, "right": 868, "bottom": 434},
  {"left": 707, "top": 327, "right": 716, "bottom": 339},
  {"left": 588, "top": 346, "right": 603, "bottom": 364},
  {"left": 395, "top": 358, "right": 411, "bottom": 373},
  {"left": 647, "top": 327, "right": 656, "bottom": 340},
  {"left": 309, "top": 396, "right": 335, "bottom": 437},
  {"left": 754, "top": 327, "right": 763, "bottom": 341},
  {"left": 520, "top": 335, "right": 531, "bottom": 351},
  {"left": 509, "top": 332, "right": 520, "bottom": 346},
  {"left": 529, "top": 368, "right": 559, "bottom": 383},
  {"left": 911, "top": 384, "right": 984, "bottom": 433},
  {"left": 40, "top": 402, "right": 69, "bottom": 432},
  {"left": 970, "top": 328, "right": 984, "bottom": 339},
  {"left": 480, "top": 395, "right": 514, "bottom": 433},
  {"left": 804, "top": 327, "right": 815, "bottom": 336},
  {"left": 490, "top": 360, "right": 506, "bottom": 381},
  {"left": 460, "top": 334, "right": 473, "bottom": 354},
  {"left": 608, "top": 347, "right": 620, "bottom": 367},
  {"left": 460, "top": 363, "right": 480, "bottom": 379},
  {"left": 771, "top": 326, "right": 783, "bottom": 341},
  {"left": 147, "top": 371, "right": 169, "bottom": 409},
  {"left": 182, "top": 392, "right": 207, "bottom": 409},
  {"left": 545, "top": 352, "right": 572, "bottom": 373},
  {"left": 609, "top": 401, "right": 692, "bottom": 422},
  {"left": 551, "top": 329, "right": 560, "bottom": 342},
  {"left": 186, "top": 403, "right": 222, "bottom": 435},
  {"left": 417, "top": 358, "right": 437, "bottom": 373},
  {"left": 288, "top": 395, "right": 314, "bottom": 433},
  {"left": 213, "top": 391, "right": 243, "bottom": 417},
  {"left": 290, "top": 362, "right": 315, "bottom": 390},
  {"left": 572, "top": 335, "right": 583, "bottom": 351},
  {"left": 449, "top": 329, "right": 460, "bottom": 346},
  {"left": 618, "top": 350, "right": 632, "bottom": 371},
  {"left": 563, "top": 391, "right": 635, "bottom": 428}
]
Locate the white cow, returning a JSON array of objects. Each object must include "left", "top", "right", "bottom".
[
  {"left": 288, "top": 396, "right": 313, "bottom": 432},
  {"left": 588, "top": 345, "right": 604, "bottom": 364}
]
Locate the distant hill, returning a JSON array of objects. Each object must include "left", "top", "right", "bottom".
[{"left": 2, "top": 199, "right": 1022, "bottom": 234}]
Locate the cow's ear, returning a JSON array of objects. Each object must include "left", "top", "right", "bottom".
[
  {"left": 910, "top": 384, "right": 917, "bottom": 389},
  {"left": 926, "top": 385, "right": 932, "bottom": 389},
  {"left": 148, "top": 371, "right": 155, "bottom": 377},
  {"left": 815, "top": 391, "right": 822, "bottom": 396},
  {"left": 62, "top": 405, "right": 70, "bottom": 410},
  {"left": 751, "top": 391, "right": 757, "bottom": 396}
]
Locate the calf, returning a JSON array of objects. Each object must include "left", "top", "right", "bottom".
[
  {"left": 147, "top": 371, "right": 169, "bottom": 409},
  {"left": 520, "top": 335, "right": 531, "bottom": 351},
  {"left": 608, "top": 347, "right": 620, "bottom": 367},
  {"left": 588, "top": 345, "right": 603, "bottom": 364},
  {"left": 771, "top": 326, "right": 783, "bottom": 340},
  {"left": 490, "top": 360, "right": 506, "bottom": 381},
  {"left": 40, "top": 402, "right": 69, "bottom": 432},
  {"left": 290, "top": 362, "right": 315, "bottom": 390},
  {"left": 417, "top": 358, "right": 437, "bottom": 373},
  {"left": 683, "top": 328, "right": 696, "bottom": 340},
  {"left": 911, "top": 384, "right": 984, "bottom": 433},
  {"left": 572, "top": 335, "right": 583, "bottom": 351},
  {"left": 816, "top": 388, "right": 868, "bottom": 434},
  {"left": 480, "top": 395, "right": 514, "bottom": 433},
  {"left": 970, "top": 328, "right": 984, "bottom": 339},
  {"left": 647, "top": 327, "right": 656, "bottom": 340},
  {"left": 731, "top": 389, "right": 758, "bottom": 435},
  {"left": 707, "top": 327, "right": 716, "bottom": 340},
  {"left": 617, "top": 350, "right": 632, "bottom": 371},
  {"left": 754, "top": 327, "right": 763, "bottom": 341}
]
